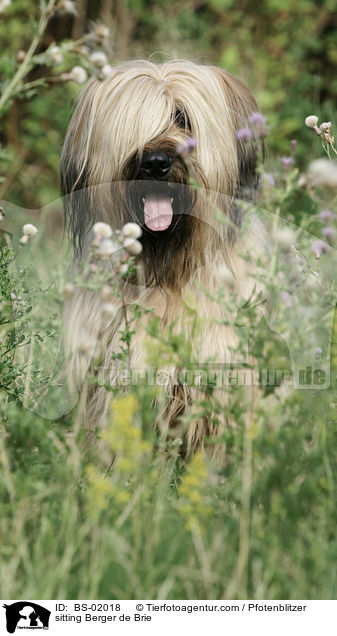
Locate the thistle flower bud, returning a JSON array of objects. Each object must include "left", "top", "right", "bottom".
[
  {"left": 78, "top": 45, "right": 90, "bottom": 58},
  {"left": 55, "top": 0, "right": 77, "bottom": 15},
  {"left": 321, "top": 226, "right": 335, "bottom": 242},
  {"left": 119, "top": 263, "right": 129, "bottom": 276},
  {"left": 307, "top": 159, "right": 337, "bottom": 189},
  {"left": 98, "top": 64, "right": 114, "bottom": 80},
  {"left": 123, "top": 238, "right": 142, "bottom": 255},
  {"left": 281, "top": 157, "right": 294, "bottom": 171},
  {"left": 236, "top": 127, "right": 252, "bottom": 142},
  {"left": 95, "top": 25, "right": 110, "bottom": 44},
  {"left": 16, "top": 50, "right": 26, "bottom": 62},
  {"left": 249, "top": 112, "right": 266, "bottom": 126},
  {"left": 93, "top": 222, "right": 113, "bottom": 238},
  {"left": 89, "top": 51, "right": 108, "bottom": 68},
  {"left": 320, "top": 122, "right": 332, "bottom": 132},
  {"left": 19, "top": 235, "right": 29, "bottom": 245},
  {"left": 96, "top": 238, "right": 118, "bottom": 257},
  {"left": 176, "top": 138, "right": 198, "bottom": 157},
  {"left": 0, "top": 0, "right": 11, "bottom": 12},
  {"left": 23, "top": 223, "right": 38, "bottom": 236},
  {"left": 312, "top": 239, "right": 329, "bottom": 258},
  {"left": 70, "top": 66, "right": 87, "bottom": 84},
  {"left": 49, "top": 45, "right": 64, "bottom": 66},
  {"left": 122, "top": 223, "right": 142, "bottom": 239},
  {"left": 319, "top": 209, "right": 335, "bottom": 223},
  {"left": 305, "top": 115, "right": 319, "bottom": 128}
]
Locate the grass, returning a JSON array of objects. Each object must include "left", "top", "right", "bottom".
[
  {"left": 1, "top": 137, "right": 337, "bottom": 602},
  {"left": 1, "top": 385, "right": 337, "bottom": 599}
]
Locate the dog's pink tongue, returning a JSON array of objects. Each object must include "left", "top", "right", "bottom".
[{"left": 144, "top": 195, "right": 173, "bottom": 231}]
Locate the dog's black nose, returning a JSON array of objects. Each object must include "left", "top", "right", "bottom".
[{"left": 141, "top": 151, "right": 172, "bottom": 178}]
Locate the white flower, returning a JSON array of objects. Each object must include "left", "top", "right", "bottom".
[
  {"left": 307, "top": 159, "right": 337, "bottom": 190},
  {"left": 320, "top": 121, "right": 332, "bottom": 132},
  {"left": 16, "top": 50, "right": 26, "bottom": 62},
  {"left": 122, "top": 222, "right": 142, "bottom": 239},
  {"left": 101, "top": 302, "right": 118, "bottom": 320},
  {"left": 305, "top": 115, "right": 319, "bottom": 128},
  {"left": 0, "top": 0, "right": 11, "bottom": 13},
  {"left": 89, "top": 51, "right": 108, "bottom": 68},
  {"left": 216, "top": 264, "right": 235, "bottom": 287},
  {"left": 70, "top": 66, "right": 87, "bottom": 84},
  {"left": 123, "top": 238, "right": 142, "bottom": 255},
  {"left": 274, "top": 226, "right": 297, "bottom": 249},
  {"left": 55, "top": 0, "right": 77, "bottom": 15},
  {"left": 96, "top": 238, "right": 118, "bottom": 257},
  {"left": 95, "top": 25, "right": 110, "bottom": 41},
  {"left": 79, "top": 45, "right": 90, "bottom": 58},
  {"left": 19, "top": 235, "right": 29, "bottom": 245},
  {"left": 93, "top": 222, "right": 113, "bottom": 238},
  {"left": 23, "top": 223, "right": 38, "bottom": 236},
  {"left": 98, "top": 64, "right": 114, "bottom": 80},
  {"left": 49, "top": 46, "right": 64, "bottom": 66},
  {"left": 119, "top": 263, "right": 129, "bottom": 276}
]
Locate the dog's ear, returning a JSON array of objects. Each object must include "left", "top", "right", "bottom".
[
  {"left": 60, "top": 144, "right": 90, "bottom": 256},
  {"left": 212, "top": 67, "right": 262, "bottom": 201},
  {"left": 60, "top": 80, "right": 99, "bottom": 256}
]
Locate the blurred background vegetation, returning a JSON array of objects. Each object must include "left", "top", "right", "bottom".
[{"left": 0, "top": 0, "right": 336, "bottom": 210}]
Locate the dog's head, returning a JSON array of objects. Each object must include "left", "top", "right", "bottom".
[{"left": 61, "top": 60, "right": 260, "bottom": 288}]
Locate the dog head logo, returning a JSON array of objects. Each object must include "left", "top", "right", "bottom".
[{"left": 2, "top": 602, "right": 50, "bottom": 633}]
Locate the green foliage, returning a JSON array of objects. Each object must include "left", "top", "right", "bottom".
[{"left": 1, "top": 0, "right": 337, "bottom": 602}]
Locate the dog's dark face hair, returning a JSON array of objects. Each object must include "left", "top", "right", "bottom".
[{"left": 60, "top": 60, "right": 260, "bottom": 289}]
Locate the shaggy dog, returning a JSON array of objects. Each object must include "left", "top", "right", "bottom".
[{"left": 61, "top": 59, "right": 264, "bottom": 456}]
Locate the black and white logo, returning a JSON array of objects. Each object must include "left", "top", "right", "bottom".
[{"left": 2, "top": 603, "right": 50, "bottom": 633}]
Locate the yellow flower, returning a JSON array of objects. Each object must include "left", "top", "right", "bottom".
[
  {"left": 178, "top": 450, "right": 213, "bottom": 531},
  {"left": 101, "top": 394, "right": 151, "bottom": 473},
  {"left": 86, "top": 465, "right": 113, "bottom": 513}
]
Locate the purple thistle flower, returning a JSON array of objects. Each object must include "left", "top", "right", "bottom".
[
  {"left": 236, "top": 127, "right": 252, "bottom": 142},
  {"left": 312, "top": 239, "right": 329, "bottom": 257},
  {"left": 176, "top": 137, "right": 198, "bottom": 157},
  {"left": 321, "top": 226, "right": 336, "bottom": 241},
  {"left": 186, "top": 137, "right": 198, "bottom": 149},
  {"left": 319, "top": 209, "right": 335, "bottom": 223},
  {"left": 249, "top": 112, "right": 266, "bottom": 126},
  {"left": 314, "top": 347, "right": 323, "bottom": 359},
  {"left": 281, "top": 156, "right": 294, "bottom": 170},
  {"left": 290, "top": 139, "right": 297, "bottom": 151}
]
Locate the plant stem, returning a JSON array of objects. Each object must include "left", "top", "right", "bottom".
[{"left": 0, "top": 0, "right": 57, "bottom": 116}]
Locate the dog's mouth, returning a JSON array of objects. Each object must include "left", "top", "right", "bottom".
[
  {"left": 128, "top": 181, "right": 192, "bottom": 233},
  {"left": 143, "top": 193, "right": 173, "bottom": 231}
]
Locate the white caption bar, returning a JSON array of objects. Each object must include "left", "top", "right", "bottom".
[{"left": 1, "top": 600, "right": 335, "bottom": 635}]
